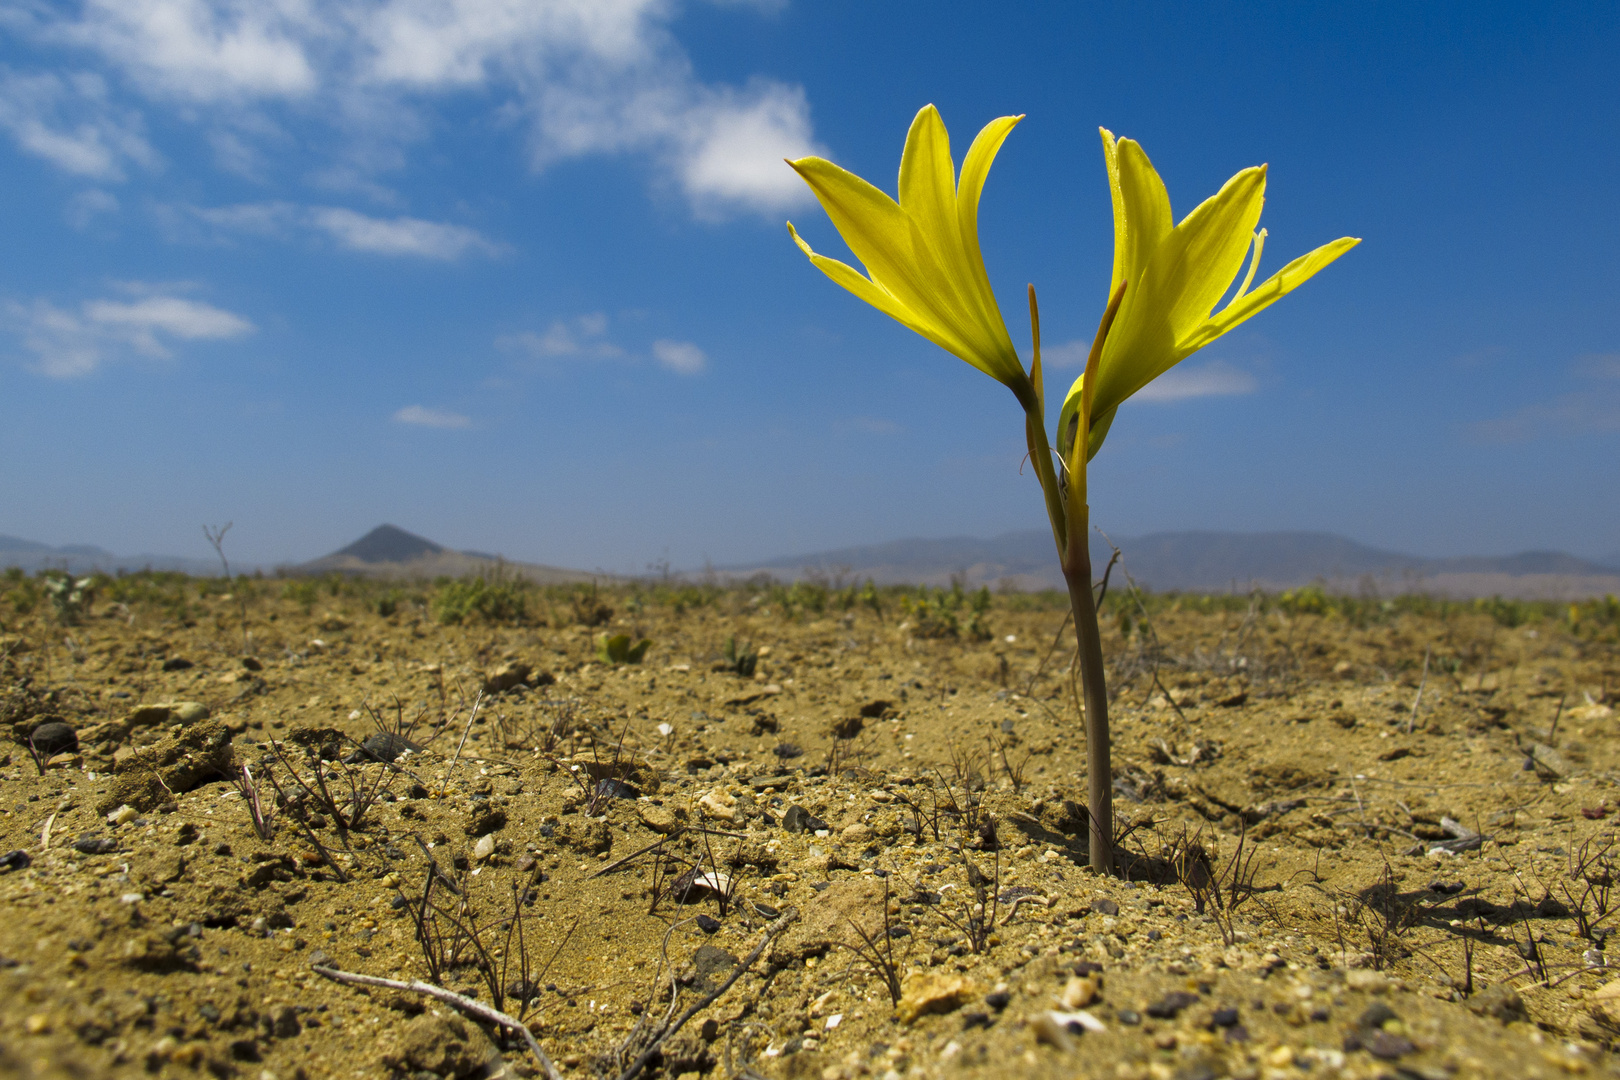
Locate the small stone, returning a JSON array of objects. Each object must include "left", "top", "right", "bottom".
[
  {"left": 1059, "top": 975, "right": 1098, "bottom": 1009},
  {"left": 896, "top": 972, "right": 978, "bottom": 1024},
  {"left": 107, "top": 804, "right": 138, "bottom": 826},
  {"left": 984, "top": 990, "right": 1011, "bottom": 1011},
  {"left": 73, "top": 836, "right": 117, "bottom": 855},
  {"left": 28, "top": 721, "right": 77, "bottom": 757},
  {"left": 1145, "top": 991, "right": 1200, "bottom": 1019},
  {"left": 840, "top": 822, "right": 872, "bottom": 846},
  {"left": 483, "top": 660, "right": 532, "bottom": 694},
  {"left": 1116, "top": 1009, "right": 1141, "bottom": 1025},
  {"left": 1090, "top": 897, "right": 1119, "bottom": 916},
  {"left": 1345, "top": 969, "right": 1390, "bottom": 993},
  {"left": 0, "top": 850, "right": 32, "bottom": 872},
  {"left": 1473, "top": 983, "right": 1528, "bottom": 1024},
  {"left": 1363, "top": 1029, "right": 1415, "bottom": 1060},
  {"left": 1211, "top": 1007, "right": 1240, "bottom": 1027},
  {"left": 781, "top": 806, "right": 828, "bottom": 834},
  {"left": 1358, "top": 1001, "right": 1399, "bottom": 1029},
  {"left": 343, "top": 731, "right": 422, "bottom": 764},
  {"left": 473, "top": 834, "right": 496, "bottom": 861},
  {"left": 695, "top": 914, "right": 721, "bottom": 934},
  {"left": 698, "top": 790, "right": 738, "bottom": 822}
]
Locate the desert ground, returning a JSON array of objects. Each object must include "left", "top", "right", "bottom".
[{"left": 3, "top": 568, "right": 1620, "bottom": 1080}]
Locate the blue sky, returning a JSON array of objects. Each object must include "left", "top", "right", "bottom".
[{"left": 1, "top": 0, "right": 1616, "bottom": 573}]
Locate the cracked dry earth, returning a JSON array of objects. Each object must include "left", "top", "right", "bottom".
[{"left": 3, "top": 583, "right": 1620, "bottom": 1080}]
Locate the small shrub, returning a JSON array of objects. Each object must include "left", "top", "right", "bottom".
[
  {"left": 597, "top": 633, "right": 651, "bottom": 665},
  {"left": 431, "top": 576, "right": 531, "bottom": 625}
]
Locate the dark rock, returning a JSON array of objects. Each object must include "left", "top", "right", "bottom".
[
  {"left": 593, "top": 778, "right": 639, "bottom": 801},
  {"left": 984, "top": 990, "right": 1011, "bottom": 1011},
  {"left": 782, "top": 806, "right": 828, "bottom": 834},
  {"left": 1362, "top": 1030, "right": 1415, "bottom": 1060},
  {"left": 828, "top": 715, "right": 865, "bottom": 741},
  {"left": 162, "top": 657, "right": 194, "bottom": 671},
  {"left": 1211, "top": 1007, "right": 1240, "bottom": 1027},
  {"left": 1090, "top": 897, "right": 1119, "bottom": 916},
  {"left": 695, "top": 914, "right": 721, "bottom": 934},
  {"left": 961, "top": 1011, "right": 991, "bottom": 1030},
  {"left": 465, "top": 804, "right": 507, "bottom": 837},
  {"left": 342, "top": 731, "right": 423, "bottom": 764},
  {"left": 0, "top": 850, "right": 31, "bottom": 871},
  {"left": 73, "top": 836, "right": 117, "bottom": 855},
  {"left": 1467, "top": 984, "right": 1527, "bottom": 1024},
  {"left": 29, "top": 721, "right": 77, "bottom": 757},
  {"left": 1358, "top": 1002, "right": 1399, "bottom": 1029},
  {"left": 1145, "top": 991, "right": 1200, "bottom": 1019}
]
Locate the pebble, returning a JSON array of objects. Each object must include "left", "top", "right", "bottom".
[
  {"left": 896, "top": 972, "right": 978, "bottom": 1024},
  {"left": 473, "top": 834, "right": 496, "bottom": 861},
  {"left": 342, "top": 731, "right": 423, "bottom": 765},
  {"left": 28, "top": 721, "right": 77, "bottom": 757},
  {"left": 1145, "top": 991, "right": 1200, "bottom": 1019}
]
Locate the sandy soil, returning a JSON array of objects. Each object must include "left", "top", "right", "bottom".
[{"left": 3, "top": 575, "right": 1620, "bottom": 1080}]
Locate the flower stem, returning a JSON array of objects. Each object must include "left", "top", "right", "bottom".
[{"left": 1061, "top": 526, "right": 1113, "bottom": 875}]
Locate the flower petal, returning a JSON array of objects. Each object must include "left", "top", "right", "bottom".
[
  {"left": 1185, "top": 236, "right": 1361, "bottom": 350},
  {"left": 787, "top": 223, "right": 960, "bottom": 353},
  {"left": 1113, "top": 137, "right": 1173, "bottom": 296},
  {"left": 899, "top": 106, "right": 961, "bottom": 270},
  {"left": 788, "top": 156, "right": 980, "bottom": 359},
  {"left": 1158, "top": 165, "right": 1267, "bottom": 341}
]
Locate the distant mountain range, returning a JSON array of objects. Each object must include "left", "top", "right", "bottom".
[
  {"left": 0, "top": 534, "right": 227, "bottom": 577},
  {"left": 724, "top": 530, "right": 1620, "bottom": 600},
  {"left": 5, "top": 524, "right": 1616, "bottom": 598},
  {"left": 292, "top": 524, "right": 604, "bottom": 584}
]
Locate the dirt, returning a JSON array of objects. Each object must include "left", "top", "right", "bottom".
[{"left": 2, "top": 577, "right": 1620, "bottom": 1080}]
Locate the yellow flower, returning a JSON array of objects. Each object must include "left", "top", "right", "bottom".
[
  {"left": 786, "top": 105, "right": 1029, "bottom": 397},
  {"left": 1060, "top": 129, "right": 1360, "bottom": 466}
]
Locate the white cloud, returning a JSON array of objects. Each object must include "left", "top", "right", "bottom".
[
  {"left": 5, "top": 0, "right": 823, "bottom": 217},
  {"left": 49, "top": 0, "right": 320, "bottom": 102},
  {"left": 0, "top": 69, "right": 158, "bottom": 179},
  {"left": 652, "top": 338, "right": 705, "bottom": 375},
  {"left": 178, "top": 200, "right": 498, "bottom": 258},
  {"left": 1042, "top": 339, "right": 1091, "bottom": 368},
  {"left": 1470, "top": 353, "right": 1620, "bottom": 443},
  {"left": 308, "top": 207, "right": 500, "bottom": 258},
  {"left": 393, "top": 404, "right": 471, "bottom": 428},
  {"left": 4, "top": 288, "right": 254, "bottom": 377},
  {"left": 66, "top": 188, "right": 120, "bottom": 228},
  {"left": 1132, "top": 361, "right": 1258, "bottom": 402},
  {"left": 498, "top": 312, "right": 624, "bottom": 362},
  {"left": 1038, "top": 348, "right": 1257, "bottom": 400},
  {"left": 675, "top": 81, "right": 818, "bottom": 215}
]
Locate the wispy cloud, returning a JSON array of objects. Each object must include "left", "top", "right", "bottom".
[
  {"left": 498, "top": 313, "right": 625, "bottom": 363},
  {"left": 4, "top": 286, "right": 254, "bottom": 377},
  {"left": 308, "top": 207, "right": 500, "bottom": 259},
  {"left": 182, "top": 200, "right": 500, "bottom": 259},
  {"left": 498, "top": 314, "right": 704, "bottom": 376},
  {"left": 393, "top": 404, "right": 471, "bottom": 429},
  {"left": 4, "top": 0, "right": 824, "bottom": 217},
  {"left": 1039, "top": 345, "right": 1258, "bottom": 403},
  {"left": 1470, "top": 353, "right": 1620, "bottom": 443},
  {"left": 0, "top": 69, "right": 158, "bottom": 180},
  {"left": 652, "top": 338, "right": 706, "bottom": 375},
  {"left": 1133, "top": 361, "right": 1258, "bottom": 402}
]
